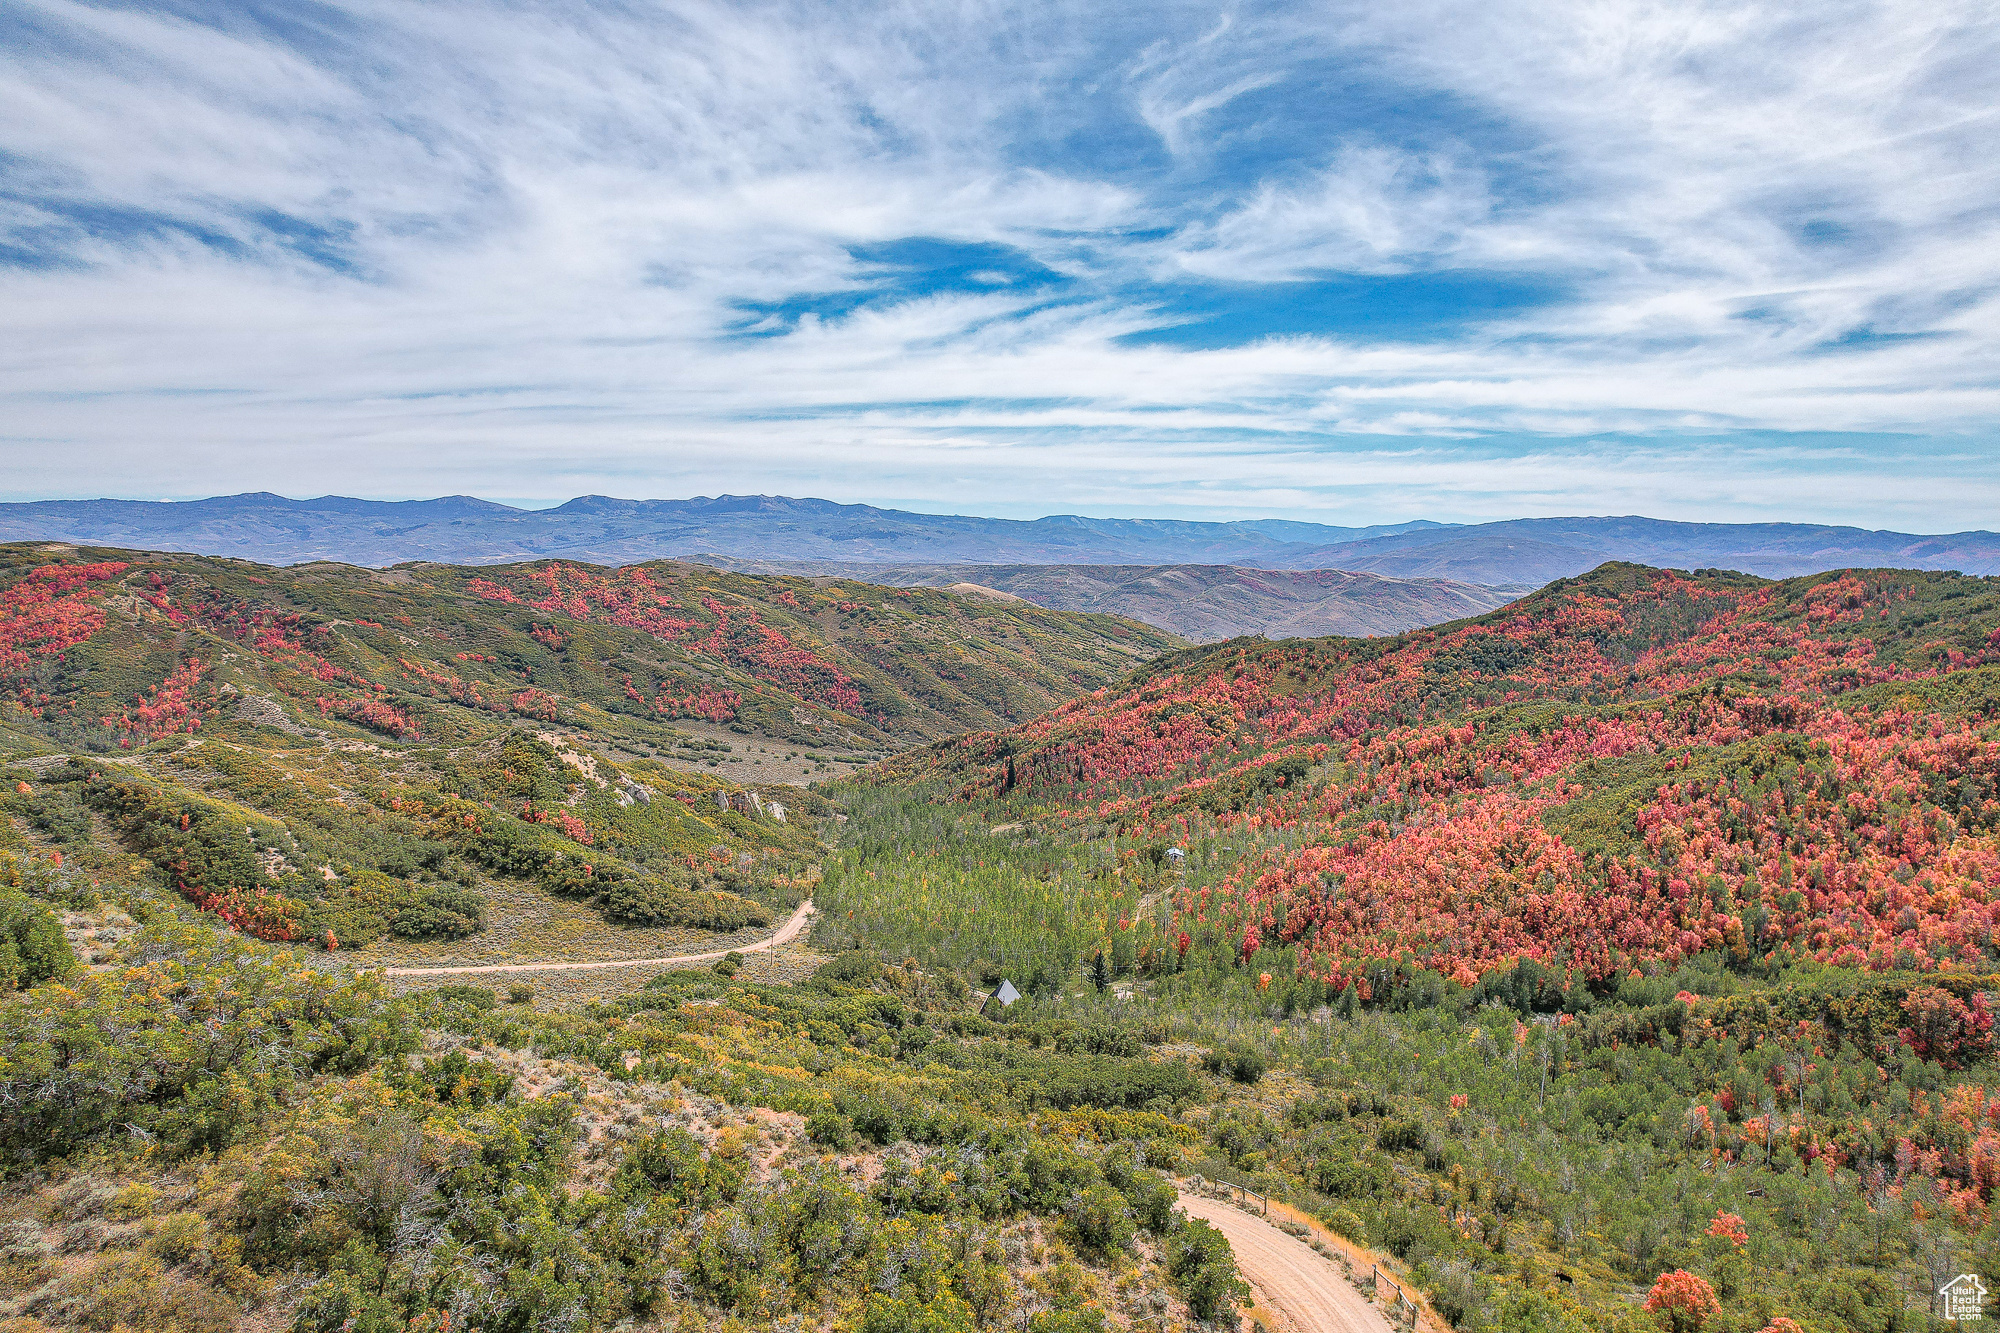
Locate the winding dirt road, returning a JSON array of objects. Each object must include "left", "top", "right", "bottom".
[
  {"left": 381, "top": 900, "right": 817, "bottom": 977},
  {"left": 1177, "top": 1194, "right": 1394, "bottom": 1333}
]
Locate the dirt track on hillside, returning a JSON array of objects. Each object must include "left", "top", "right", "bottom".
[
  {"left": 1177, "top": 1194, "right": 1394, "bottom": 1333},
  {"left": 382, "top": 900, "right": 815, "bottom": 977}
]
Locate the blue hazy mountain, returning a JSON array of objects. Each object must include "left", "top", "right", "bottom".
[{"left": 1, "top": 493, "right": 1994, "bottom": 584}]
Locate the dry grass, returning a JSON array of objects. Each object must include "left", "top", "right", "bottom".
[
  {"left": 335, "top": 874, "right": 785, "bottom": 970},
  {"left": 596, "top": 719, "right": 879, "bottom": 786},
  {"left": 59, "top": 904, "right": 139, "bottom": 970}
]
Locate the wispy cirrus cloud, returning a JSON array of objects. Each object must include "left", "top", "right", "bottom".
[{"left": 1, "top": 0, "right": 1996, "bottom": 528}]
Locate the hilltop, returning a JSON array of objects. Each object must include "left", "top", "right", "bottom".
[
  {"left": 0, "top": 544, "right": 1178, "bottom": 758},
  {"left": 903, "top": 561, "right": 2000, "bottom": 983}
]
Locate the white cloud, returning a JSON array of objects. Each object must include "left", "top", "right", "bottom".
[
  {"left": 0, "top": 0, "right": 1997, "bottom": 528},
  {"left": 1170, "top": 145, "right": 1497, "bottom": 279}
]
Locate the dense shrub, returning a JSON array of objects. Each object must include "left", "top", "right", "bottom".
[
  {"left": 1062, "top": 1183, "right": 1136, "bottom": 1257},
  {"left": 596, "top": 877, "right": 770, "bottom": 930},
  {"left": 1202, "top": 1043, "right": 1268, "bottom": 1084},
  {"left": 806, "top": 1108, "right": 856, "bottom": 1150},
  {"left": 1018, "top": 1055, "right": 1200, "bottom": 1111},
  {"left": 5, "top": 786, "right": 93, "bottom": 845},
  {"left": 0, "top": 879, "right": 74, "bottom": 991},
  {"left": 1165, "top": 1218, "right": 1247, "bottom": 1321},
  {"left": 388, "top": 884, "right": 485, "bottom": 939},
  {"left": 0, "top": 923, "right": 412, "bottom": 1163}
]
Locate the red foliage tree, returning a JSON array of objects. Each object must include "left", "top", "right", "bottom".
[
  {"left": 1900, "top": 986, "right": 1995, "bottom": 1068},
  {"left": 1644, "top": 1271, "right": 1720, "bottom": 1332},
  {"left": 1705, "top": 1210, "right": 1748, "bottom": 1249}
]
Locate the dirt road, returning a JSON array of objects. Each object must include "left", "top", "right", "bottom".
[
  {"left": 382, "top": 900, "right": 816, "bottom": 977},
  {"left": 1177, "top": 1194, "right": 1394, "bottom": 1333}
]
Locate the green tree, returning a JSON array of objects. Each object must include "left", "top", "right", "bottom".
[
  {"left": 1166, "top": 1218, "right": 1247, "bottom": 1321},
  {"left": 0, "top": 882, "right": 73, "bottom": 991}
]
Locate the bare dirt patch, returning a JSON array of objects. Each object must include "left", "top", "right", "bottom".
[
  {"left": 1176, "top": 1195, "right": 1394, "bottom": 1333},
  {"left": 401, "top": 938, "right": 829, "bottom": 1007},
  {"left": 62, "top": 904, "right": 139, "bottom": 970}
]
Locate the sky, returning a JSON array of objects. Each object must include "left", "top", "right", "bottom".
[{"left": 3, "top": 0, "right": 1999, "bottom": 530}]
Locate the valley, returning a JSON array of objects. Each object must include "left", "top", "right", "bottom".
[
  {"left": 12, "top": 3, "right": 1992, "bottom": 1331},
  {"left": 1, "top": 548, "right": 1999, "bottom": 1333},
  {"left": 697, "top": 561, "right": 1526, "bottom": 643}
]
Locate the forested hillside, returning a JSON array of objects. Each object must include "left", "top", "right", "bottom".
[
  {"left": 816, "top": 562, "right": 2000, "bottom": 1331},
  {"left": 10, "top": 553, "right": 2000, "bottom": 1333},
  {"left": 0, "top": 544, "right": 1177, "bottom": 756},
  {"left": 915, "top": 562, "right": 2000, "bottom": 984},
  {"left": 0, "top": 543, "right": 1172, "bottom": 956},
  {"left": 0, "top": 544, "right": 1240, "bottom": 1333}
]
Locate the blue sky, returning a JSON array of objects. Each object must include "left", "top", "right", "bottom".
[{"left": 3, "top": 0, "right": 1998, "bottom": 529}]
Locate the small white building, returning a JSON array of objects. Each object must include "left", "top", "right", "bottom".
[
  {"left": 980, "top": 979, "right": 1022, "bottom": 1016},
  {"left": 1166, "top": 847, "right": 1187, "bottom": 865}
]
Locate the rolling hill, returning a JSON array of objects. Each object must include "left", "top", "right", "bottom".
[
  {"left": 0, "top": 541, "right": 1178, "bottom": 968},
  {"left": 0, "top": 545, "right": 1179, "bottom": 759},
  {"left": 1276, "top": 515, "right": 2000, "bottom": 583},
  {"left": 817, "top": 561, "right": 2000, "bottom": 1333},
  {"left": 700, "top": 559, "right": 1524, "bottom": 641},
  {"left": 0, "top": 555, "right": 1239, "bottom": 1333},
  {"left": 894, "top": 560, "right": 2000, "bottom": 984}
]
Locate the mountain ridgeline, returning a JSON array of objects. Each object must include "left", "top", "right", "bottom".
[{"left": 4, "top": 492, "right": 1997, "bottom": 585}]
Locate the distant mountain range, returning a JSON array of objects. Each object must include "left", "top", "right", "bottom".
[
  {"left": 1271, "top": 517, "right": 2000, "bottom": 585},
  {"left": 0, "top": 493, "right": 1441, "bottom": 569},
  {"left": 3, "top": 492, "right": 1995, "bottom": 586},
  {"left": 699, "top": 559, "right": 1522, "bottom": 642}
]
